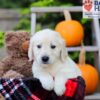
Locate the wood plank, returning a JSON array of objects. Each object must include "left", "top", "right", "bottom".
[
  {"left": 92, "top": 18, "right": 100, "bottom": 74},
  {"left": 31, "top": 13, "right": 36, "bottom": 35},
  {"left": 31, "top": 6, "right": 82, "bottom": 13},
  {"left": 85, "top": 93, "right": 100, "bottom": 100},
  {"left": 67, "top": 46, "right": 98, "bottom": 52},
  {"left": 0, "top": 9, "right": 20, "bottom": 19}
]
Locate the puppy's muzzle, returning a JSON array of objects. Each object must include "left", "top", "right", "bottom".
[{"left": 41, "top": 56, "right": 49, "bottom": 64}]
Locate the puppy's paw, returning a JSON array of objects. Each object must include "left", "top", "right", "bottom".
[
  {"left": 54, "top": 84, "right": 66, "bottom": 96},
  {"left": 40, "top": 76, "right": 54, "bottom": 91}
]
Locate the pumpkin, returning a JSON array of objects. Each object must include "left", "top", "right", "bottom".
[
  {"left": 22, "top": 40, "right": 29, "bottom": 52},
  {"left": 78, "top": 43, "right": 99, "bottom": 94},
  {"left": 55, "top": 10, "right": 84, "bottom": 47}
]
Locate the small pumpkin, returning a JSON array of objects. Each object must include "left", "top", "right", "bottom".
[
  {"left": 55, "top": 10, "right": 84, "bottom": 47},
  {"left": 78, "top": 43, "right": 99, "bottom": 94}
]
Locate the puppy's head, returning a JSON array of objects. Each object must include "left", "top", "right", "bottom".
[{"left": 28, "top": 29, "right": 68, "bottom": 66}]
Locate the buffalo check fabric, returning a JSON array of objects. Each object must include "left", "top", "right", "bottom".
[
  {"left": 0, "top": 77, "right": 85, "bottom": 100},
  {"left": 0, "top": 78, "right": 40, "bottom": 100}
]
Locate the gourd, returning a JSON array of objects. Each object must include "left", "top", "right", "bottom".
[
  {"left": 78, "top": 43, "right": 99, "bottom": 94},
  {"left": 55, "top": 10, "right": 84, "bottom": 46}
]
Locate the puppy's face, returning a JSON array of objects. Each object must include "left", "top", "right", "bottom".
[
  {"left": 33, "top": 37, "right": 61, "bottom": 65},
  {"left": 28, "top": 29, "right": 68, "bottom": 66}
]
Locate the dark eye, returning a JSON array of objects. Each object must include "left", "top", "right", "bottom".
[
  {"left": 51, "top": 45, "right": 56, "bottom": 49},
  {"left": 37, "top": 45, "right": 41, "bottom": 48}
]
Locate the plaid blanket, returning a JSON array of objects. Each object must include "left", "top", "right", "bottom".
[
  {"left": 24, "top": 76, "right": 85, "bottom": 100},
  {"left": 0, "top": 77, "right": 85, "bottom": 100},
  {"left": 0, "top": 78, "right": 40, "bottom": 100}
]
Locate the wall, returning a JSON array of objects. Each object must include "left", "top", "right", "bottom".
[
  {"left": 0, "top": 9, "right": 20, "bottom": 31},
  {"left": 0, "top": 9, "right": 20, "bottom": 59}
]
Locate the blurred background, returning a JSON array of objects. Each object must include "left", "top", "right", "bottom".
[{"left": 0, "top": 0, "right": 94, "bottom": 65}]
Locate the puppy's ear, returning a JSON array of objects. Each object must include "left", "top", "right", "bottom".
[
  {"left": 60, "top": 39, "right": 68, "bottom": 62},
  {"left": 28, "top": 37, "right": 34, "bottom": 61}
]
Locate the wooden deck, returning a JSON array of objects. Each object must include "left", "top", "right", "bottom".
[{"left": 85, "top": 93, "right": 100, "bottom": 100}]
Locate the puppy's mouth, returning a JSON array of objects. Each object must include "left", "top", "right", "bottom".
[
  {"left": 42, "top": 62, "right": 49, "bottom": 64},
  {"left": 41, "top": 61, "right": 51, "bottom": 66},
  {"left": 41, "top": 62, "right": 51, "bottom": 68}
]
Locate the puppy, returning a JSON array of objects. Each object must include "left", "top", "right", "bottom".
[{"left": 28, "top": 29, "right": 81, "bottom": 96}]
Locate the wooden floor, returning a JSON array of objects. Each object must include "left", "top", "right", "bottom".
[{"left": 85, "top": 93, "right": 100, "bottom": 100}]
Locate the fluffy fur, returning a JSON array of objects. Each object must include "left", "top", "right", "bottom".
[
  {"left": 0, "top": 31, "right": 32, "bottom": 78},
  {"left": 28, "top": 29, "right": 81, "bottom": 96}
]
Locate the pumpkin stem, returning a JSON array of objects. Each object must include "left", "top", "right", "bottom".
[
  {"left": 63, "top": 10, "right": 71, "bottom": 21},
  {"left": 79, "top": 41, "right": 86, "bottom": 65}
]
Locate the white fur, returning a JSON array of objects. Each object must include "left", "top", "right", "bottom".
[{"left": 28, "top": 29, "right": 82, "bottom": 96}]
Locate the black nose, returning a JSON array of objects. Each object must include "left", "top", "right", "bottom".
[{"left": 42, "top": 56, "right": 49, "bottom": 63}]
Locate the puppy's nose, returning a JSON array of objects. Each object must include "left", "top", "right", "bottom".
[{"left": 42, "top": 56, "right": 49, "bottom": 63}]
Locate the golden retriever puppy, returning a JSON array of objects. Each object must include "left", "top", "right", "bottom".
[{"left": 28, "top": 29, "right": 81, "bottom": 96}]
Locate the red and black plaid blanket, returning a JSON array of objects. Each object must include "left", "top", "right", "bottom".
[
  {"left": 0, "top": 76, "right": 85, "bottom": 100},
  {"left": 0, "top": 78, "right": 40, "bottom": 100}
]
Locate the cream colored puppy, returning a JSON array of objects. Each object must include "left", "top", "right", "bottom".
[{"left": 28, "top": 29, "right": 81, "bottom": 96}]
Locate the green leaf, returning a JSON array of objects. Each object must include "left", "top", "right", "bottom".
[
  {"left": 81, "top": 18, "right": 91, "bottom": 24},
  {"left": 20, "top": 8, "right": 30, "bottom": 15}
]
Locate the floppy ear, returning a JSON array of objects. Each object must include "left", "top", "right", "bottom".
[
  {"left": 28, "top": 37, "right": 34, "bottom": 61},
  {"left": 60, "top": 39, "right": 68, "bottom": 62}
]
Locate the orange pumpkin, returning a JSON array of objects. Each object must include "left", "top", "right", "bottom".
[
  {"left": 55, "top": 20, "right": 84, "bottom": 46},
  {"left": 78, "top": 64, "right": 99, "bottom": 94},
  {"left": 78, "top": 43, "right": 99, "bottom": 94}
]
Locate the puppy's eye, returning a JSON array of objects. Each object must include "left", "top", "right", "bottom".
[
  {"left": 51, "top": 45, "right": 56, "bottom": 49},
  {"left": 37, "top": 45, "right": 41, "bottom": 48}
]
